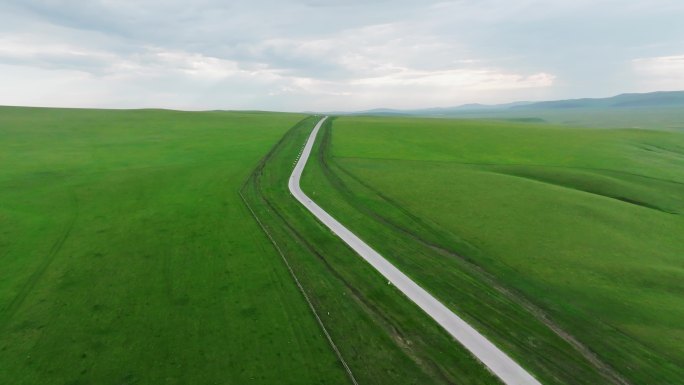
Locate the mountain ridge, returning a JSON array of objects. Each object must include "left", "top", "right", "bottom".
[{"left": 336, "top": 90, "right": 684, "bottom": 116}]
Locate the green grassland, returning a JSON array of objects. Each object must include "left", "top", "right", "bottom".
[
  {"left": 505, "top": 106, "right": 684, "bottom": 130},
  {"left": 0, "top": 107, "right": 349, "bottom": 385},
  {"left": 430, "top": 106, "right": 684, "bottom": 131},
  {"left": 5, "top": 106, "right": 682, "bottom": 385},
  {"left": 241, "top": 116, "right": 504, "bottom": 384},
  {"left": 301, "top": 116, "right": 684, "bottom": 385}
]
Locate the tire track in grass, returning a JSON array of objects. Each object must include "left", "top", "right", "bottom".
[
  {"left": 250, "top": 186, "right": 458, "bottom": 384},
  {"left": 293, "top": 117, "right": 541, "bottom": 385},
  {"left": 243, "top": 117, "right": 462, "bottom": 384},
  {"left": 239, "top": 117, "right": 359, "bottom": 385},
  {"left": 239, "top": 189, "right": 359, "bottom": 385},
  {"left": 317, "top": 120, "right": 632, "bottom": 385},
  {"left": 0, "top": 192, "right": 79, "bottom": 332}
]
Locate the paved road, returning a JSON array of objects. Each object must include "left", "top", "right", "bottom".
[{"left": 289, "top": 116, "right": 542, "bottom": 385}]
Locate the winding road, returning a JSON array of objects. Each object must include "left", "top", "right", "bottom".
[{"left": 289, "top": 116, "right": 542, "bottom": 385}]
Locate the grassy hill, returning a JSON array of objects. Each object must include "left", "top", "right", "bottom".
[
  {"left": 4, "top": 105, "right": 683, "bottom": 385},
  {"left": 347, "top": 91, "right": 684, "bottom": 130},
  {"left": 513, "top": 91, "right": 684, "bottom": 109},
  {"left": 0, "top": 107, "right": 349, "bottom": 385},
  {"left": 302, "top": 115, "right": 684, "bottom": 385}
]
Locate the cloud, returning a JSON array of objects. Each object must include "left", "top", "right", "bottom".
[
  {"left": 632, "top": 55, "right": 684, "bottom": 90},
  {"left": 1, "top": 0, "right": 683, "bottom": 110},
  {"left": 0, "top": 35, "right": 117, "bottom": 73},
  {"left": 353, "top": 67, "right": 554, "bottom": 89}
]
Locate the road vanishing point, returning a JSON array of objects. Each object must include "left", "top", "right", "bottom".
[{"left": 288, "top": 116, "right": 543, "bottom": 385}]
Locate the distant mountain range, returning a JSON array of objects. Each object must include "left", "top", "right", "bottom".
[{"left": 339, "top": 90, "right": 684, "bottom": 116}]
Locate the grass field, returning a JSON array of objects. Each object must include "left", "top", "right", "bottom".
[
  {"left": 415, "top": 106, "right": 684, "bottom": 131},
  {"left": 241, "top": 116, "right": 506, "bottom": 385},
  {"left": 0, "top": 107, "right": 349, "bottom": 385},
  {"left": 301, "top": 116, "right": 684, "bottom": 385},
  {"left": 4, "top": 107, "right": 682, "bottom": 385}
]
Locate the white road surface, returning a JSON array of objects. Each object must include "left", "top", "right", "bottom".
[{"left": 289, "top": 116, "right": 542, "bottom": 385}]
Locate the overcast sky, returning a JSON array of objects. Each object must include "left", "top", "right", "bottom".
[{"left": 1, "top": 0, "right": 683, "bottom": 111}]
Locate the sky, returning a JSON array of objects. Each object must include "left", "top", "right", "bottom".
[{"left": 1, "top": 0, "right": 683, "bottom": 111}]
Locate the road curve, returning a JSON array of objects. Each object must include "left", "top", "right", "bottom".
[{"left": 289, "top": 116, "right": 542, "bottom": 385}]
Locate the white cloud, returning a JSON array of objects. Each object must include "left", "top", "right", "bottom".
[
  {"left": 1, "top": 0, "right": 683, "bottom": 110},
  {"left": 0, "top": 18, "right": 557, "bottom": 110},
  {"left": 353, "top": 67, "right": 554, "bottom": 89},
  {"left": 632, "top": 54, "right": 684, "bottom": 89},
  {"left": 633, "top": 55, "right": 684, "bottom": 77}
]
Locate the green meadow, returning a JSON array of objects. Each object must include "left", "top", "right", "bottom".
[
  {"left": 240, "top": 117, "right": 503, "bottom": 385},
  {"left": 3, "top": 106, "right": 683, "bottom": 385},
  {"left": 0, "top": 107, "right": 348, "bottom": 385},
  {"left": 302, "top": 116, "right": 684, "bottom": 385},
  {"left": 427, "top": 106, "right": 684, "bottom": 130}
]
